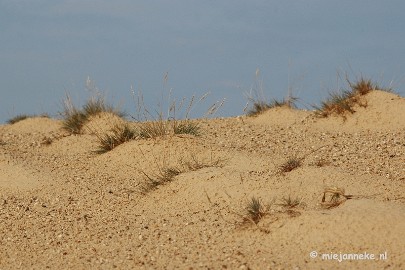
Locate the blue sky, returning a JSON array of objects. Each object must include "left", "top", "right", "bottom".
[{"left": 1, "top": 0, "right": 405, "bottom": 123}]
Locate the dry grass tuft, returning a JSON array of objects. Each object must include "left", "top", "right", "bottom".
[
  {"left": 83, "top": 95, "right": 125, "bottom": 118},
  {"left": 61, "top": 108, "right": 87, "bottom": 135},
  {"left": 173, "top": 120, "right": 200, "bottom": 136},
  {"left": 279, "top": 157, "right": 302, "bottom": 173},
  {"left": 277, "top": 195, "right": 303, "bottom": 209},
  {"left": 95, "top": 123, "right": 138, "bottom": 153},
  {"left": 61, "top": 93, "right": 124, "bottom": 135},
  {"left": 178, "top": 152, "right": 225, "bottom": 171},
  {"left": 139, "top": 166, "right": 182, "bottom": 193},
  {"left": 315, "top": 76, "right": 391, "bottom": 118},
  {"left": 314, "top": 90, "right": 355, "bottom": 118},
  {"left": 137, "top": 118, "right": 170, "bottom": 139}
]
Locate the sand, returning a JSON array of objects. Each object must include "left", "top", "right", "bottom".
[{"left": 0, "top": 90, "right": 404, "bottom": 269}]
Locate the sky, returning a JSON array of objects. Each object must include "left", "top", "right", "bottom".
[{"left": 1, "top": 0, "right": 405, "bottom": 123}]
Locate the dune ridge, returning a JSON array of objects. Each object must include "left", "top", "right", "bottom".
[{"left": 0, "top": 90, "right": 404, "bottom": 269}]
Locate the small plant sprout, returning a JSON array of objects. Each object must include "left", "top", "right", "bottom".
[
  {"left": 243, "top": 197, "right": 269, "bottom": 224},
  {"left": 138, "top": 150, "right": 226, "bottom": 194}
]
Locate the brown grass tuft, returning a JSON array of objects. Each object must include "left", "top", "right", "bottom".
[
  {"left": 61, "top": 91, "right": 125, "bottom": 135},
  {"left": 95, "top": 123, "right": 138, "bottom": 153},
  {"left": 279, "top": 157, "right": 302, "bottom": 173},
  {"left": 314, "top": 76, "right": 391, "bottom": 118}
]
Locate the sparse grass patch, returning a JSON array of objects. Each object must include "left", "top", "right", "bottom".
[
  {"left": 279, "top": 156, "right": 302, "bottom": 173},
  {"left": 130, "top": 73, "right": 224, "bottom": 139},
  {"left": 278, "top": 146, "right": 326, "bottom": 175},
  {"left": 246, "top": 98, "right": 297, "bottom": 117},
  {"left": 139, "top": 166, "right": 182, "bottom": 193},
  {"left": 277, "top": 195, "right": 303, "bottom": 209},
  {"left": 6, "top": 113, "right": 49, "bottom": 124},
  {"left": 7, "top": 114, "right": 32, "bottom": 124},
  {"left": 95, "top": 123, "right": 138, "bottom": 153},
  {"left": 178, "top": 152, "right": 225, "bottom": 171},
  {"left": 245, "top": 68, "right": 298, "bottom": 116},
  {"left": 173, "top": 120, "right": 200, "bottom": 136},
  {"left": 137, "top": 149, "right": 226, "bottom": 194}
]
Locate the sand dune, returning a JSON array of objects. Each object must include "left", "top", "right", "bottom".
[{"left": 0, "top": 90, "right": 404, "bottom": 269}]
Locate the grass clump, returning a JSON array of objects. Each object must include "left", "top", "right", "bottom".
[
  {"left": 243, "top": 197, "right": 269, "bottom": 224},
  {"left": 315, "top": 76, "right": 391, "bottom": 118},
  {"left": 279, "top": 157, "right": 302, "bottom": 173},
  {"left": 173, "top": 120, "right": 200, "bottom": 136},
  {"left": 131, "top": 75, "right": 223, "bottom": 139},
  {"left": 277, "top": 195, "right": 303, "bottom": 209},
  {"left": 83, "top": 95, "right": 125, "bottom": 118},
  {"left": 95, "top": 123, "right": 138, "bottom": 153},
  {"left": 61, "top": 106, "right": 87, "bottom": 134},
  {"left": 61, "top": 92, "right": 125, "bottom": 135}
]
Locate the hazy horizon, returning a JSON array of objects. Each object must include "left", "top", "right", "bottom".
[{"left": 1, "top": 0, "right": 405, "bottom": 123}]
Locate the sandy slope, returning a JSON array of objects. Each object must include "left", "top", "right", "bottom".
[{"left": 0, "top": 90, "right": 404, "bottom": 269}]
